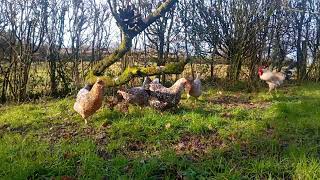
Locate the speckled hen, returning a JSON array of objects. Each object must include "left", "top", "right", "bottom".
[
  {"left": 148, "top": 78, "right": 191, "bottom": 110},
  {"left": 116, "top": 77, "right": 151, "bottom": 106}
]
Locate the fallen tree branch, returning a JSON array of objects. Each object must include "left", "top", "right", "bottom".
[{"left": 87, "top": 60, "right": 189, "bottom": 87}]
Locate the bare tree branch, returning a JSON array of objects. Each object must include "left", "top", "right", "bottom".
[{"left": 90, "top": 0, "right": 178, "bottom": 79}]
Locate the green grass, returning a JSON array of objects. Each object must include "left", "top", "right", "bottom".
[{"left": 0, "top": 83, "right": 320, "bottom": 179}]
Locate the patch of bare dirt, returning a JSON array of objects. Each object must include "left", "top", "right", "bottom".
[
  {"left": 43, "top": 121, "right": 81, "bottom": 142},
  {"left": 221, "top": 112, "right": 233, "bottom": 119},
  {"left": 265, "top": 126, "right": 275, "bottom": 137},
  {"left": 174, "top": 131, "right": 225, "bottom": 158},
  {"left": 60, "top": 176, "right": 77, "bottom": 180},
  {"left": 41, "top": 120, "right": 112, "bottom": 160},
  {"left": 41, "top": 121, "right": 110, "bottom": 146},
  {"left": 127, "top": 140, "right": 145, "bottom": 151},
  {"left": 0, "top": 123, "right": 10, "bottom": 130},
  {"left": 209, "top": 95, "right": 271, "bottom": 109},
  {"left": 0, "top": 123, "right": 10, "bottom": 137},
  {"left": 96, "top": 148, "right": 112, "bottom": 160},
  {"left": 0, "top": 123, "right": 30, "bottom": 136}
]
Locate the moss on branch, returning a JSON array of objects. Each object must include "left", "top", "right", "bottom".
[
  {"left": 92, "top": 33, "right": 132, "bottom": 76},
  {"left": 86, "top": 61, "right": 188, "bottom": 87},
  {"left": 112, "top": 61, "right": 187, "bottom": 86}
]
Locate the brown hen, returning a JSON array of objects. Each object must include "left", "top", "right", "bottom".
[{"left": 73, "top": 78, "right": 105, "bottom": 124}]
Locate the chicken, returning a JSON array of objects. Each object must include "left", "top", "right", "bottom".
[
  {"left": 73, "top": 78, "right": 105, "bottom": 124},
  {"left": 185, "top": 74, "right": 202, "bottom": 99},
  {"left": 142, "top": 76, "right": 152, "bottom": 89},
  {"left": 258, "top": 66, "right": 287, "bottom": 93},
  {"left": 117, "top": 87, "right": 150, "bottom": 106},
  {"left": 148, "top": 96, "right": 168, "bottom": 111},
  {"left": 114, "top": 77, "right": 191, "bottom": 111},
  {"left": 148, "top": 78, "right": 191, "bottom": 110},
  {"left": 151, "top": 78, "right": 160, "bottom": 84},
  {"left": 115, "top": 77, "right": 151, "bottom": 108}
]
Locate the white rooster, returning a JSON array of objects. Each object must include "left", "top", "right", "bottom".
[{"left": 258, "top": 66, "right": 290, "bottom": 93}]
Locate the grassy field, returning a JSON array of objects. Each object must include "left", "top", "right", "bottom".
[{"left": 0, "top": 82, "right": 320, "bottom": 179}]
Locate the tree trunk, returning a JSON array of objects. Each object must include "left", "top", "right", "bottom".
[
  {"left": 49, "top": 61, "right": 57, "bottom": 96},
  {"left": 227, "top": 54, "right": 242, "bottom": 82},
  {"left": 49, "top": 47, "right": 58, "bottom": 96},
  {"left": 210, "top": 62, "right": 214, "bottom": 80},
  {"left": 301, "top": 40, "right": 307, "bottom": 80}
]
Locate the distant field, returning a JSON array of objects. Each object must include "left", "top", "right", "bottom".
[{"left": 0, "top": 82, "right": 319, "bottom": 179}]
